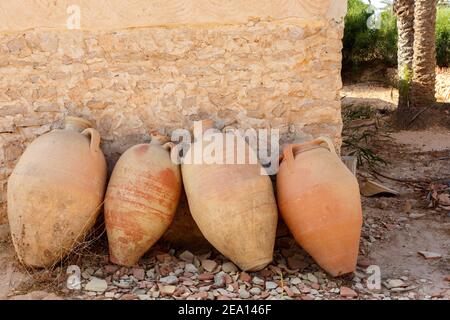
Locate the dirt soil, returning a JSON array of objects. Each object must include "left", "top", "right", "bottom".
[{"left": 0, "top": 84, "right": 449, "bottom": 300}]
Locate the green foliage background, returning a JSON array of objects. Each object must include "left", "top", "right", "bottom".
[{"left": 343, "top": 0, "right": 450, "bottom": 71}]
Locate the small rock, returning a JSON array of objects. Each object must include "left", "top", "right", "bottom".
[
  {"left": 93, "top": 269, "right": 104, "bottom": 278},
  {"left": 132, "top": 268, "right": 145, "bottom": 281},
  {"left": 265, "top": 281, "right": 278, "bottom": 290},
  {"left": 185, "top": 263, "right": 198, "bottom": 274},
  {"left": 291, "top": 286, "right": 301, "bottom": 295},
  {"left": 252, "top": 276, "right": 264, "bottom": 285},
  {"left": 222, "top": 262, "right": 238, "bottom": 273},
  {"left": 113, "top": 279, "right": 133, "bottom": 289},
  {"left": 311, "top": 283, "right": 320, "bottom": 290},
  {"left": 159, "top": 275, "right": 178, "bottom": 285},
  {"left": 198, "top": 273, "right": 215, "bottom": 281},
  {"left": 340, "top": 286, "right": 358, "bottom": 298},
  {"left": 146, "top": 269, "right": 155, "bottom": 279},
  {"left": 104, "top": 292, "right": 115, "bottom": 298},
  {"left": 444, "top": 275, "right": 450, "bottom": 282},
  {"left": 179, "top": 250, "right": 194, "bottom": 263},
  {"left": 418, "top": 251, "right": 442, "bottom": 260},
  {"left": 249, "top": 287, "right": 262, "bottom": 295},
  {"left": 290, "top": 277, "right": 302, "bottom": 285},
  {"left": 214, "top": 272, "right": 227, "bottom": 287},
  {"left": 202, "top": 259, "right": 218, "bottom": 272},
  {"left": 357, "top": 257, "right": 373, "bottom": 268},
  {"left": 120, "top": 294, "right": 138, "bottom": 300},
  {"left": 156, "top": 253, "right": 172, "bottom": 263},
  {"left": 104, "top": 265, "right": 119, "bottom": 274},
  {"left": 239, "top": 272, "right": 251, "bottom": 282},
  {"left": 239, "top": 288, "right": 250, "bottom": 299},
  {"left": 307, "top": 273, "right": 318, "bottom": 283},
  {"left": 384, "top": 279, "right": 406, "bottom": 289},
  {"left": 85, "top": 278, "right": 108, "bottom": 292},
  {"left": 161, "top": 285, "right": 176, "bottom": 295},
  {"left": 138, "top": 294, "right": 151, "bottom": 300}
]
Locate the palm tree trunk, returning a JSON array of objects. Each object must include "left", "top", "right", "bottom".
[
  {"left": 394, "top": 0, "right": 415, "bottom": 128},
  {"left": 411, "top": 0, "right": 437, "bottom": 110}
]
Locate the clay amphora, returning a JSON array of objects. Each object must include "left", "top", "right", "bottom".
[
  {"left": 105, "top": 135, "right": 181, "bottom": 266},
  {"left": 181, "top": 120, "right": 278, "bottom": 271},
  {"left": 7, "top": 116, "right": 107, "bottom": 268},
  {"left": 277, "top": 137, "right": 363, "bottom": 277}
]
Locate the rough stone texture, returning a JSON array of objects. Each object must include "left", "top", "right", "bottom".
[{"left": 0, "top": 17, "right": 345, "bottom": 241}]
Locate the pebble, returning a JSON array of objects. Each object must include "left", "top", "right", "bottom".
[
  {"left": 161, "top": 285, "right": 176, "bottom": 295},
  {"left": 81, "top": 271, "right": 91, "bottom": 280},
  {"left": 93, "top": 269, "right": 104, "bottom": 278},
  {"left": 146, "top": 269, "right": 155, "bottom": 279},
  {"left": 85, "top": 277, "right": 108, "bottom": 292},
  {"left": 252, "top": 276, "right": 264, "bottom": 285},
  {"left": 104, "top": 265, "right": 119, "bottom": 274},
  {"left": 179, "top": 250, "right": 194, "bottom": 263},
  {"left": 357, "top": 257, "right": 374, "bottom": 268},
  {"left": 159, "top": 275, "right": 178, "bottom": 285},
  {"left": 239, "top": 272, "right": 251, "bottom": 283},
  {"left": 104, "top": 292, "right": 115, "bottom": 298},
  {"left": 249, "top": 287, "right": 262, "bottom": 295},
  {"left": 384, "top": 279, "right": 406, "bottom": 289},
  {"left": 290, "top": 277, "right": 302, "bottom": 285},
  {"left": 340, "top": 286, "right": 358, "bottom": 298},
  {"left": 221, "top": 262, "right": 238, "bottom": 273},
  {"left": 290, "top": 286, "right": 301, "bottom": 295},
  {"left": 239, "top": 288, "right": 251, "bottom": 299},
  {"left": 185, "top": 263, "right": 198, "bottom": 274},
  {"left": 198, "top": 273, "right": 215, "bottom": 281},
  {"left": 265, "top": 281, "right": 278, "bottom": 290},
  {"left": 202, "top": 259, "right": 218, "bottom": 272},
  {"left": 418, "top": 251, "right": 442, "bottom": 260},
  {"left": 307, "top": 273, "right": 318, "bottom": 283},
  {"left": 214, "top": 272, "right": 227, "bottom": 287},
  {"left": 138, "top": 294, "right": 151, "bottom": 300},
  {"left": 132, "top": 268, "right": 145, "bottom": 281},
  {"left": 120, "top": 294, "right": 138, "bottom": 300},
  {"left": 113, "top": 279, "right": 133, "bottom": 289}
]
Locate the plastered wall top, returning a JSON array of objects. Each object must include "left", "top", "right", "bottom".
[{"left": 0, "top": 0, "right": 347, "bottom": 31}]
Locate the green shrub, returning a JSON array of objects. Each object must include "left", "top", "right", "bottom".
[
  {"left": 343, "top": 0, "right": 450, "bottom": 72},
  {"left": 343, "top": 0, "right": 398, "bottom": 71},
  {"left": 436, "top": 7, "right": 450, "bottom": 67}
]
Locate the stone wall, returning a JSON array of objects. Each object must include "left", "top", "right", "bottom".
[{"left": 0, "top": 1, "right": 346, "bottom": 243}]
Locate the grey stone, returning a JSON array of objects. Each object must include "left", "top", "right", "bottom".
[
  {"left": 159, "top": 275, "right": 178, "bottom": 285},
  {"left": 85, "top": 278, "right": 108, "bottom": 292}
]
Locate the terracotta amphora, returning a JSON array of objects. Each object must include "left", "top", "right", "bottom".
[
  {"left": 181, "top": 120, "right": 278, "bottom": 271},
  {"left": 277, "top": 137, "right": 363, "bottom": 277},
  {"left": 104, "top": 134, "right": 181, "bottom": 266},
  {"left": 7, "top": 116, "right": 107, "bottom": 268}
]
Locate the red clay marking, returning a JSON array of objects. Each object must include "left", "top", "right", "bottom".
[
  {"left": 134, "top": 144, "right": 149, "bottom": 156},
  {"left": 156, "top": 168, "right": 178, "bottom": 190},
  {"left": 106, "top": 210, "right": 145, "bottom": 242}
]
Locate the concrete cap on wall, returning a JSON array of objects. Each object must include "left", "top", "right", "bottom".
[{"left": 0, "top": 0, "right": 347, "bottom": 31}]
